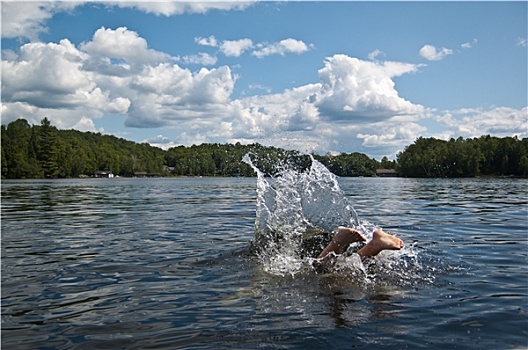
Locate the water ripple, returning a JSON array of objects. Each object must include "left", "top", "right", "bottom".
[{"left": 2, "top": 177, "right": 527, "bottom": 349}]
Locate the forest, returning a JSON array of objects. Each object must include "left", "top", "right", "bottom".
[
  {"left": 397, "top": 135, "right": 528, "bottom": 177},
  {"left": 1, "top": 118, "right": 527, "bottom": 179}
]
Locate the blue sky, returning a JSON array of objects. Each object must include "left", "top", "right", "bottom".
[{"left": 2, "top": 1, "right": 527, "bottom": 159}]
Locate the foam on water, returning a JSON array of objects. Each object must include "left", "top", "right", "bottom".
[{"left": 243, "top": 154, "right": 435, "bottom": 285}]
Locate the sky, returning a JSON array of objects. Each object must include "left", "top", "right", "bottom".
[{"left": 1, "top": 1, "right": 527, "bottom": 159}]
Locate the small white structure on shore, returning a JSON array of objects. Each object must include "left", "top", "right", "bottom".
[{"left": 94, "top": 170, "right": 114, "bottom": 178}]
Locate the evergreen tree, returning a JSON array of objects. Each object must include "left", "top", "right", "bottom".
[
  {"left": 37, "top": 118, "right": 59, "bottom": 178},
  {"left": 2, "top": 118, "right": 526, "bottom": 179}
]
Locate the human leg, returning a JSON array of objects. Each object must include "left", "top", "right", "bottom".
[
  {"left": 356, "top": 229, "right": 404, "bottom": 258},
  {"left": 312, "top": 227, "right": 404, "bottom": 272},
  {"left": 312, "top": 227, "right": 366, "bottom": 272},
  {"left": 317, "top": 226, "right": 366, "bottom": 259}
]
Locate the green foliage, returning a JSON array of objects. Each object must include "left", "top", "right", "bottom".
[
  {"left": 397, "top": 136, "right": 528, "bottom": 177},
  {"left": 2, "top": 118, "right": 526, "bottom": 179},
  {"left": 2, "top": 119, "right": 166, "bottom": 179},
  {"left": 314, "top": 152, "right": 379, "bottom": 177},
  {"left": 164, "top": 142, "right": 312, "bottom": 177},
  {"left": 1, "top": 118, "right": 378, "bottom": 179},
  {"left": 37, "top": 117, "right": 60, "bottom": 178},
  {"left": 2, "top": 119, "right": 42, "bottom": 178}
]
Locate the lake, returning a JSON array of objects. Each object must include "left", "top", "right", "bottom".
[{"left": 1, "top": 170, "right": 527, "bottom": 349}]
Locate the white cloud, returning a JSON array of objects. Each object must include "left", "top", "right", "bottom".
[
  {"left": 80, "top": 27, "right": 168, "bottom": 65},
  {"left": 109, "top": 1, "right": 255, "bottom": 16},
  {"left": 72, "top": 116, "right": 98, "bottom": 132},
  {"left": 1, "top": 27, "right": 234, "bottom": 131},
  {"left": 195, "top": 35, "right": 218, "bottom": 47},
  {"left": 461, "top": 38, "right": 477, "bottom": 49},
  {"left": 434, "top": 107, "right": 528, "bottom": 139},
  {"left": 124, "top": 63, "right": 237, "bottom": 127},
  {"left": 287, "top": 100, "right": 320, "bottom": 131},
  {"left": 1, "top": 1, "right": 78, "bottom": 40},
  {"left": 237, "top": 83, "right": 322, "bottom": 135},
  {"left": 517, "top": 37, "right": 527, "bottom": 47},
  {"left": 315, "top": 55, "right": 424, "bottom": 122},
  {"left": 195, "top": 36, "right": 312, "bottom": 59},
  {"left": 220, "top": 39, "right": 254, "bottom": 57},
  {"left": 2, "top": 24, "right": 525, "bottom": 160},
  {"left": 419, "top": 44, "right": 453, "bottom": 61},
  {"left": 252, "top": 38, "right": 313, "bottom": 58},
  {"left": 143, "top": 134, "right": 173, "bottom": 148},
  {"left": 1, "top": 101, "right": 100, "bottom": 132},
  {"left": 1, "top": 38, "right": 130, "bottom": 118},
  {"left": 368, "top": 49, "right": 385, "bottom": 61},
  {"left": 358, "top": 123, "right": 427, "bottom": 148},
  {"left": 1, "top": 2, "right": 255, "bottom": 40},
  {"left": 1, "top": 26, "right": 429, "bottom": 158},
  {"left": 177, "top": 52, "right": 218, "bottom": 65},
  {"left": 248, "top": 84, "right": 273, "bottom": 94},
  {"left": 216, "top": 55, "right": 429, "bottom": 156}
]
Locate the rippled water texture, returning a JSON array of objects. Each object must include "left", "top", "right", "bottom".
[{"left": 2, "top": 174, "right": 527, "bottom": 349}]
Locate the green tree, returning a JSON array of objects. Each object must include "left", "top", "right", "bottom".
[
  {"left": 2, "top": 119, "right": 42, "bottom": 178},
  {"left": 380, "top": 156, "right": 396, "bottom": 169},
  {"left": 3, "top": 117, "right": 527, "bottom": 179},
  {"left": 519, "top": 155, "right": 528, "bottom": 177},
  {"left": 37, "top": 117, "right": 59, "bottom": 178}
]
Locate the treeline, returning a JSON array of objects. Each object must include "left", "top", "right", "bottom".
[
  {"left": 1, "top": 118, "right": 382, "bottom": 179},
  {"left": 2, "top": 118, "right": 166, "bottom": 179},
  {"left": 1, "top": 118, "right": 527, "bottom": 179},
  {"left": 165, "top": 143, "right": 383, "bottom": 178},
  {"left": 397, "top": 136, "right": 528, "bottom": 177}
]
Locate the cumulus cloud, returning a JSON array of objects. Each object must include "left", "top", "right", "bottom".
[
  {"left": 144, "top": 134, "right": 171, "bottom": 146},
  {"left": 109, "top": 1, "right": 255, "bottom": 16},
  {"left": 0, "top": 23, "right": 431, "bottom": 158},
  {"left": 517, "top": 37, "right": 527, "bottom": 47},
  {"left": 237, "top": 83, "right": 322, "bottom": 136},
  {"left": 1, "top": 38, "right": 130, "bottom": 121},
  {"left": 1, "top": 1, "right": 255, "bottom": 40},
  {"left": 220, "top": 39, "right": 254, "bottom": 57},
  {"left": 216, "top": 55, "right": 429, "bottom": 155},
  {"left": 195, "top": 35, "right": 218, "bottom": 47},
  {"left": 125, "top": 64, "right": 236, "bottom": 127},
  {"left": 315, "top": 55, "right": 424, "bottom": 122},
  {"left": 434, "top": 107, "right": 528, "bottom": 139},
  {"left": 419, "top": 44, "right": 453, "bottom": 61},
  {"left": 358, "top": 123, "right": 427, "bottom": 148},
  {"left": 1, "top": 27, "right": 235, "bottom": 131},
  {"left": 80, "top": 27, "right": 168, "bottom": 65},
  {"left": 1, "top": 1, "right": 78, "bottom": 40},
  {"left": 196, "top": 35, "right": 312, "bottom": 58},
  {"left": 252, "top": 38, "right": 313, "bottom": 58},
  {"left": 2, "top": 24, "right": 525, "bottom": 160},
  {"left": 1, "top": 100, "right": 100, "bottom": 132}
]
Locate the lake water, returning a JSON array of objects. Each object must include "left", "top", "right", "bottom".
[{"left": 2, "top": 167, "right": 527, "bottom": 349}]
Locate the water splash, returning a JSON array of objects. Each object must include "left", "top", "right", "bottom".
[
  {"left": 243, "top": 153, "right": 434, "bottom": 285},
  {"left": 244, "top": 154, "right": 359, "bottom": 232}
]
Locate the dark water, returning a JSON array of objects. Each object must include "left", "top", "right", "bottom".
[{"left": 2, "top": 176, "right": 527, "bottom": 349}]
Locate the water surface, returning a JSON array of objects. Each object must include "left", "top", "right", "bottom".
[{"left": 2, "top": 176, "right": 527, "bottom": 349}]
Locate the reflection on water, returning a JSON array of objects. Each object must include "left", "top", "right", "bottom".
[{"left": 2, "top": 176, "right": 527, "bottom": 349}]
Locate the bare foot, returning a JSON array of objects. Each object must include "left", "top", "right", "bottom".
[
  {"left": 317, "top": 226, "right": 366, "bottom": 258},
  {"left": 313, "top": 226, "right": 366, "bottom": 273},
  {"left": 357, "top": 229, "right": 404, "bottom": 258}
]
